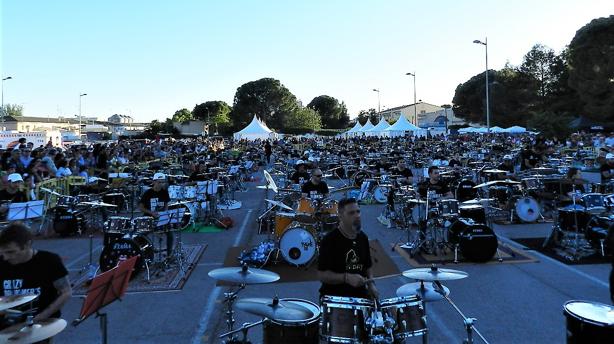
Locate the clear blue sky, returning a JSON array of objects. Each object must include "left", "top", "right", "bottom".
[{"left": 2, "top": 0, "right": 613, "bottom": 122}]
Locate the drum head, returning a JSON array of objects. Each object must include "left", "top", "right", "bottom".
[
  {"left": 99, "top": 235, "right": 153, "bottom": 275},
  {"left": 373, "top": 186, "right": 389, "bottom": 204},
  {"left": 279, "top": 227, "right": 316, "bottom": 266},
  {"left": 515, "top": 197, "right": 540, "bottom": 222},
  {"left": 564, "top": 301, "right": 614, "bottom": 325}
]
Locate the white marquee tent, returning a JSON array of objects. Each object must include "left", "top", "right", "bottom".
[
  {"left": 342, "top": 121, "right": 363, "bottom": 138},
  {"left": 504, "top": 126, "right": 527, "bottom": 133},
  {"left": 365, "top": 118, "right": 391, "bottom": 137},
  {"left": 233, "top": 115, "right": 277, "bottom": 141},
  {"left": 357, "top": 119, "right": 375, "bottom": 134},
  {"left": 383, "top": 114, "right": 425, "bottom": 137}
]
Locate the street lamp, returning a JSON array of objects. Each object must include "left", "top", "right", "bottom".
[
  {"left": 473, "top": 38, "right": 490, "bottom": 132},
  {"left": 405, "top": 72, "right": 417, "bottom": 125},
  {"left": 372, "top": 89, "right": 381, "bottom": 119},
  {"left": 79, "top": 93, "right": 87, "bottom": 137},
  {"left": 2, "top": 76, "right": 13, "bottom": 124}
]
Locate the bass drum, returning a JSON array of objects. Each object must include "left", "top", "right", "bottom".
[
  {"left": 53, "top": 208, "right": 85, "bottom": 236},
  {"left": 514, "top": 197, "right": 540, "bottom": 223},
  {"left": 279, "top": 226, "right": 317, "bottom": 266},
  {"left": 99, "top": 234, "right": 154, "bottom": 276},
  {"left": 456, "top": 179, "right": 477, "bottom": 202},
  {"left": 448, "top": 218, "right": 498, "bottom": 262},
  {"left": 373, "top": 185, "right": 389, "bottom": 204},
  {"left": 263, "top": 298, "right": 320, "bottom": 344},
  {"left": 352, "top": 170, "right": 371, "bottom": 188},
  {"left": 564, "top": 300, "right": 614, "bottom": 343}
]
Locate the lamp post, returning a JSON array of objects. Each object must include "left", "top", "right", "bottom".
[
  {"left": 79, "top": 93, "right": 87, "bottom": 137},
  {"left": 405, "top": 72, "right": 417, "bottom": 126},
  {"left": 372, "top": 89, "right": 381, "bottom": 119},
  {"left": 2, "top": 76, "right": 13, "bottom": 124},
  {"left": 473, "top": 38, "right": 490, "bottom": 132}
]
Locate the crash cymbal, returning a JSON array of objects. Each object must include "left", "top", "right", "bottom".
[
  {"left": 498, "top": 179, "right": 521, "bottom": 184},
  {"left": 473, "top": 181, "right": 499, "bottom": 188},
  {"left": 0, "top": 318, "right": 67, "bottom": 344},
  {"left": 79, "top": 201, "right": 117, "bottom": 207},
  {"left": 461, "top": 198, "right": 496, "bottom": 205},
  {"left": 0, "top": 294, "right": 38, "bottom": 312},
  {"left": 402, "top": 266, "right": 469, "bottom": 281},
  {"left": 483, "top": 169, "right": 507, "bottom": 174},
  {"left": 406, "top": 199, "right": 427, "bottom": 204},
  {"left": 39, "top": 188, "right": 62, "bottom": 197},
  {"left": 235, "top": 297, "right": 315, "bottom": 321},
  {"left": 208, "top": 265, "right": 280, "bottom": 284},
  {"left": 396, "top": 282, "right": 450, "bottom": 302},
  {"left": 88, "top": 176, "right": 108, "bottom": 182},
  {"left": 265, "top": 199, "right": 294, "bottom": 211}
]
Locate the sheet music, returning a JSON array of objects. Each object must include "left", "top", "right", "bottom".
[{"left": 8, "top": 200, "right": 45, "bottom": 220}]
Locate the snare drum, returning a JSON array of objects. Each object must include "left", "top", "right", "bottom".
[
  {"left": 278, "top": 225, "right": 317, "bottom": 266},
  {"left": 563, "top": 300, "right": 614, "bottom": 343},
  {"left": 320, "top": 296, "right": 374, "bottom": 343},
  {"left": 438, "top": 199, "right": 459, "bottom": 217},
  {"left": 379, "top": 295, "right": 427, "bottom": 340},
  {"left": 263, "top": 299, "right": 320, "bottom": 344},
  {"left": 105, "top": 216, "right": 131, "bottom": 233},
  {"left": 581, "top": 193, "right": 606, "bottom": 214},
  {"left": 131, "top": 216, "right": 154, "bottom": 233}
]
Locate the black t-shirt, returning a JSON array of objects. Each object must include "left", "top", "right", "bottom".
[
  {"left": 0, "top": 250, "right": 68, "bottom": 319},
  {"left": 0, "top": 189, "right": 28, "bottom": 203},
  {"left": 301, "top": 180, "right": 329, "bottom": 197},
  {"left": 139, "top": 188, "right": 170, "bottom": 211},
  {"left": 393, "top": 167, "right": 413, "bottom": 179},
  {"left": 521, "top": 150, "right": 541, "bottom": 170},
  {"left": 600, "top": 163, "right": 614, "bottom": 182},
  {"left": 418, "top": 179, "right": 450, "bottom": 198},
  {"left": 290, "top": 171, "right": 310, "bottom": 184},
  {"left": 318, "top": 229, "right": 372, "bottom": 298},
  {"left": 498, "top": 163, "right": 515, "bottom": 174}
]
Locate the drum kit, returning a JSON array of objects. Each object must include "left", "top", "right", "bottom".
[
  {"left": 0, "top": 294, "right": 67, "bottom": 344},
  {"left": 208, "top": 264, "right": 489, "bottom": 344}
]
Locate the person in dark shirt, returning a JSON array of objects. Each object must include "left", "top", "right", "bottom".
[
  {"left": 600, "top": 153, "right": 614, "bottom": 183},
  {"left": 318, "top": 198, "right": 379, "bottom": 300},
  {"left": 418, "top": 166, "right": 453, "bottom": 199},
  {"left": 301, "top": 168, "right": 329, "bottom": 198},
  {"left": 138, "top": 173, "right": 173, "bottom": 255},
  {"left": 0, "top": 174, "right": 29, "bottom": 219},
  {"left": 496, "top": 155, "right": 517, "bottom": 180},
  {"left": 290, "top": 160, "right": 310, "bottom": 185},
  {"left": 521, "top": 146, "right": 542, "bottom": 171},
  {"left": 0, "top": 222, "right": 72, "bottom": 329},
  {"left": 391, "top": 160, "right": 413, "bottom": 185}
]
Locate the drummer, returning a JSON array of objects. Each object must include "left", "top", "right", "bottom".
[
  {"left": 318, "top": 198, "right": 379, "bottom": 300},
  {"left": 290, "top": 160, "right": 310, "bottom": 185},
  {"left": 138, "top": 173, "right": 173, "bottom": 256},
  {"left": 0, "top": 174, "right": 30, "bottom": 219},
  {"left": 496, "top": 155, "right": 517, "bottom": 180},
  {"left": 600, "top": 153, "right": 614, "bottom": 183},
  {"left": 417, "top": 166, "right": 453, "bottom": 199},
  {"left": 0, "top": 222, "right": 72, "bottom": 329},
  {"left": 301, "top": 168, "right": 329, "bottom": 198},
  {"left": 392, "top": 160, "right": 413, "bottom": 185}
]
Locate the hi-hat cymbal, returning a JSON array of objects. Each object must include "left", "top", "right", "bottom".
[
  {"left": 235, "top": 297, "right": 314, "bottom": 321},
  {"left": 39, "top": 188, "right": 62, "bottom": 197},
  {"left": 79, "top": 201, "right": 117, "bottom": 208},
  {"left": 265, "top": 199, "right": 294, "bottom": 211},
  {"left": 0, "top": 294, "right": 38, "bottom": 312},
  {"left": 402, "top": 266, "right": 468, "bottom": 281},
  {"left": 0, "top": 318, "right": 67, "bottom": 344},
  {"left": 208, "top": 266, "right": 280, "bottom": 284},
  {"left": 396, "top": 282, "right": 450, "bottom": 302}
]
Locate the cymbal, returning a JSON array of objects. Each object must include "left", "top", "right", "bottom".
[
  {"left": 473, "top": 181, "right": 499, "bottom": 188},
  {"left": 396, "top": 282, "right": 450, "bottom": 302},
  {"left": 265, "top": 199, "right": 294, "bottom": 211},
  {"left": 0, "top": 318, "right": 67, "bottom": 344},
  {"left": 88, "top": 177, "right": 107, "bottom": 182},
  {"left": 236, "top": 297, "right": 315, "bottom": 321},
  {"left": 277, "top": 188, "right": 302, "bottom": 193},
  {"left": 406, "top": 199, "right": 427, "bottom": 204},
  {"left": 208, "top": 266, "right": 280, "bottom": 284},
  {"left": 0, "top": 294, "right": 38, "bottom": 312},
  {"left": 331, "top": 186, "right": 357, "bottom": 193},
  {"left": 402, "top": 266, "right": 469, "bottom": 281},
  {"left": 461, "top": 198, "right": 496, "bottom": 205},
  {"left": 39, "top": 188, "right": 62, "bottom": 197},
  {"left": 168, "top": 174, "right": 190, "bottom": 178},
  {"left": 498, "top": 179, "right": 521, "bottom": 185},
  {"left": 79, "top": 201, "right": 117, "bottom": 207},
  {"left": 483, "top": 169, "right": 507, "bottom": 174}
]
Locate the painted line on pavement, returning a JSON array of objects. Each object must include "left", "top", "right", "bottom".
[
  {"left": 499, "top": 236, "right": 609, "bottom": 289},
  {"left": 191, "top": 209, "right": 253, "bottom": 344}
]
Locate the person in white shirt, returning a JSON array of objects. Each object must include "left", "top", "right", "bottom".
[{"left": 55, "top": 159, "right": 72, "bottom": 178}]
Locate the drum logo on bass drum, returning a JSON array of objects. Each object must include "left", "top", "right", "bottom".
[{"left": 113, "top": 242, "right": 133, "bottom": 250}]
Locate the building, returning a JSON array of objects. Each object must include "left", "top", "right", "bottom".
[
  {"left": 379, "top": 102, "right": 466, "bottom": 129},
  {"left": 108, "top": 114, "right": 134, "bottom": 124},
  {"left": 1, "top": 115, "right": 81, "bottom": 132}
]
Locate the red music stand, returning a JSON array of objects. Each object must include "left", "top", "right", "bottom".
[{"left": 73, "top": 256, "right": 137, "bottom": 344}]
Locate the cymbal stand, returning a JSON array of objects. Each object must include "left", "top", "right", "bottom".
[
  {"left": 219, "top": 319, "right": 267, "bottom": 344},
  {"left": 569, "top": 184, "right": 581, "bottom": 261},
  {"left": 72, "top": 234, "right": 99, "bottom": 287},
  {"left": 222, "top": 283, "right": 246, "bottom": 342},
  {"left": 434, "top": 281, "right": 489, "bottom": 344},
  {"left": 418, "top": 281, "right": 429, "bottom": 344}
]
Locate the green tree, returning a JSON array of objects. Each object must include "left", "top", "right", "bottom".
[
  {"left": 357, "top": 108, "right": 377, "bottom": 125},
  {"left": 193, "top": 101, "right": 232, "bottom": 135},
  {"left": 171, "top": 108, "right": 192, "bottom": 123},
  {"left": 3, "top": 103, "right": 23, "bottom": 117},
  {"left": 231, "top": 78, "right": 299, "bottom": 131},
  {"left": 519, "top": 44, "right": 561, "bottom": 103},
  {"left": 527, "top": 112, "right": 574, "bottom": 138},
  {"left": 568, "top": 15, "right": 614, "bottom": 121},
  {"left": 307, "top": 95, "right": 350, "bottom": 129},
  {"left": 284, "top": 107, "right": 321, "bottom": 132}
]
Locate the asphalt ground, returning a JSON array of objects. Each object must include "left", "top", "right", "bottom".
[{"left": 32, "top": 170, "right": 613, "bottom": 344}]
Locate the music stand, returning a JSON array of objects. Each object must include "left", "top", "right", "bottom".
[
  {"left": 8, "top": 200, "right": 44, "bottom": 221},
  {"left": 73, "top": 256, "right": 137, "bottom": 344}
]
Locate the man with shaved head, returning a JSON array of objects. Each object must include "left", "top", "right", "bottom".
[{"left": 301, "top": 168, "right": 329, "bottom": 198}]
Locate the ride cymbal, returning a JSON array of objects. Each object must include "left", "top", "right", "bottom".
[
  {"left": 208, "top": 266, "right": 280, "bottom": 284},
  {"left": 402, "top": 266, "right": 468, "bottom": 281}
]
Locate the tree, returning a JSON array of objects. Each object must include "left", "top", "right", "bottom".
[
  {"left": 284, "top": 107, "right": 321, "bottom": 132},
  {"left": 307, "top": 95, "right": 350, "bottom": 129},
  {"left": 567, "top": 15, "right": 614, "bottom": 121},
  {"left": 519, "top": 44, "right": 561, "bottom": 103},
  {"left": 527, "top": 112, "right": 574, "bottom": 138},
  {"left": 357, "top": 108, "right": 378, "bottom": 125},
  {"left": 193, "top": 101, "right": 232, "bottom": 134},
  {"left": 231, "top": 78, "right": 299, "bottom": 131},
  {"left": 171, "top": 108, "right": 192, "bottom": 123},
  {"left": 3, "top": 103, "right": 23, "bottom": 117}
]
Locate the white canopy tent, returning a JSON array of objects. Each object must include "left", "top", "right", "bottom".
[
  {"left": 504, "top": 126, "right": 527, "bottom": 133},
  {"left": 342, "top": 121, "right": 363, "bottom": 138},
  {"left": 365, "top": 118, "right": 391, "bottom": 137},
  {"left": 233, "top": 115, "right": 277, "bottom": 141},
  {"left": 357, "top": 119, "right": 375, "bottom": 134},
  {"left": 384, "top": 114, "right": 426, "bottom": 137},
  {"left": 490, "top": 126, "right": 505, "bottom": 133}
]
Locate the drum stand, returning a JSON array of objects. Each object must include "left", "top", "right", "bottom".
[
  {"left": 72, "top": 234, "right": 100, "bottom": 287},
  {"left": 221, "top": 284, "right": 246, "bottom": 343},
  {"left": 219, "top": 319, "right": 266, "bottom": 344}
]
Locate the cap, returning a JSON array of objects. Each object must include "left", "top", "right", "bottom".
[
  {"left": 503, "top": 155, "right": 512, "bottom": 160},
  {"left": 8, "top": 173, "right": 23, "bottom": 183},
  {"left": 295, "top": 160, "right": 305, "bottom": 166},
  {"left": 153, "top": 172, "right": 166, "bottom": 181},
  {"left": 606, "top": 153, "right": 614, "bottom": 160}
]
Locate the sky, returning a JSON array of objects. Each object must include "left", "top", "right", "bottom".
[{"left": 1, "top": 0, "right": 613, "bottom": 122}]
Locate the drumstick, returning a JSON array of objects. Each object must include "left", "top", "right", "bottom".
[{"left": 365, "top": 273, "right": 403, "bottom": 283}]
